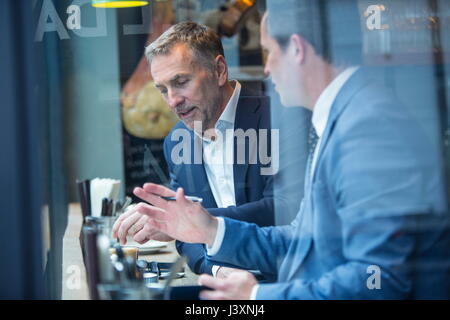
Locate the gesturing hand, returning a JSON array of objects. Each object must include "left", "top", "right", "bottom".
[
  {"left": 198, "top": 271, "right": 258, "bottom": 300},
  {"left": 132, "top": 183, "right": 219, "bottom": 246}
]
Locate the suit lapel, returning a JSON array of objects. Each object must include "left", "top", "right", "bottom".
[
  {"left": 233, "top": 95, "right": 262, "bottom": 205},
  {"left": 281, "top": 187, "right": 314, "bottom": 281},
  {"left": 312, "top": 69, "right": 372, "bottom": 182},
  {"left": 283, "top": 70, "right": 373, "bottom": 280}
]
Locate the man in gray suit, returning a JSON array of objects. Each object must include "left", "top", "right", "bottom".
[{"left": 114, "top": 0, "right": 450, "bottom": 299}]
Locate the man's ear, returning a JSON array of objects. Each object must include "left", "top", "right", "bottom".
[
  {"left": 289, "top": 34, "right": 306, "bottom": 65},
  {"left": 214, "top": 55, "right": 228, "bottom": 86}
]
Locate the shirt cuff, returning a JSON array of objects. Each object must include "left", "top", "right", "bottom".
[
  {"left": 206, "top": 217, "right": 225, "bottom": 256},
  {"left": 250, "top": 284, "right": 259, "bottom": 300},
  {"left": 212, "top": 265, "right": 221, "bottom": 277}
]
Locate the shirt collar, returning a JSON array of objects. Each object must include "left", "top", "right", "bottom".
[
  {"left": 196, "top": 80, "right": 241, "bottom": 142},
  {"left": 312, "top": 66, "right": 359, "bottom": 138},
  {"left": 217, "top": 80, "right": 241, "bottom": 125}
]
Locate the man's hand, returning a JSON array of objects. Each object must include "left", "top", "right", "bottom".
[
  {"left": 133, "top": 223, "right": 174, "bottom": 243},
  {"left": 132, "top": 183, "right": 219, "bottom": 246},
  {"left": 198, "top": 271, "right": 258, "bottom": 300},
  {"left": 111, "top": 203, "right": 173, "bottom": 244},
  {"left": 215, "top": 266, "right": 245, "bottom": 279}
]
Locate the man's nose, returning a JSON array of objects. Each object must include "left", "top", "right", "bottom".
[{"left": 167, "top": 90, "right": 184, "bottom": 109}]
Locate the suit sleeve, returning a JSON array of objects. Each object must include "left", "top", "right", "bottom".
[
  {"left": 177, "top": 173, "right": 276, "bottom": 275},
  {"left": 208, "top": 217, "right": 297, "bottom": 274}
]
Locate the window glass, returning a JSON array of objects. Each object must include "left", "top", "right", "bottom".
[{"left": 25, "top": 0, "right": 450, "bottom": 298}]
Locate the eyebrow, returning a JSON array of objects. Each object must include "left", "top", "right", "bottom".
[{"left": 169, "top": 74, "right": 189, "bottom": 84}]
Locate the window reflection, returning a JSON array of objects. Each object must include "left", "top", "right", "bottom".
[{"left": 1, "top": 0, "right": 449, "bottom": 299}]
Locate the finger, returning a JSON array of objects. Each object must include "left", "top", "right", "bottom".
[
  {"left": 134, "top": 187, "right": 169, "bottom": 208},
  {"left": 142, "top": 183, "right": 176, "bottom": 197},
  {"left": 118, "top": 212, "right": 143, "bottom": 245},
  {"left": 133, "top": 228, "right": 150, "bottom": 244},
  {"left": 215, "top": 267, "right": 230, "bottom": 279},
  {"left": 112, "top": 210, "right": 130, "bottom": 238},
  {"left": 136, "top": 203, "right": 167, "bottom": 221},
  {"left": 112, "top": 205, "right": 139, "bottom": 237},
  {"left": 128, "top": 215, "right": 148, "bottom": 237},
  {"left": 198, "top": 274, "right": 226, "bottom": 291},
  {"left": 175, "top": 187, "right": 190, "bottom": 206}
]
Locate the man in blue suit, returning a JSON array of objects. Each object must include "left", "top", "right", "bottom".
[
  {"left": 116, "top": 0, "right": 450, "bottom": 299},
  {"left": 113, "top": 21, "right": 305, "bottom": 278},
  {"left": 162, "top": 87, "right": 284, "bottom": 276}
]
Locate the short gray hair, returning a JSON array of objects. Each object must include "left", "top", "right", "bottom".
[{"left": 145, "top": 21, "right": 225, "bottom": 71}]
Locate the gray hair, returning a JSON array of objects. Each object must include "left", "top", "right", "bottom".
[{"left": 145, "top": 21, "right": 225, "bottom": 71}]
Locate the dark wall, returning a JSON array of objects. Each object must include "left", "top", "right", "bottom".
[{"left": 0, "top": 0, "right": 46, "bottom": 299}]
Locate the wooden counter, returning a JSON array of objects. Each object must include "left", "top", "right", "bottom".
[{"left": 62, "top": 203, "right": 199, "bottom": 300}]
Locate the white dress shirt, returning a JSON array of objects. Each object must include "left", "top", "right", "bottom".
[
  {"left": 199, "top": 80, "right": 241, "bottom": 209},
  {"left": 207, "top": 67, "right": 359, "bottom": 299},
  {"left": 196, "top": 80, "right": 241, "bottom": 276}
]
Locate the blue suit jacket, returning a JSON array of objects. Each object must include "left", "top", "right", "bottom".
[
  {"left": 208, "top": 70, "right": 450, "bottom": 299},
  {"left": 163, "top": 88, "right": 303, "bottom": 275}
]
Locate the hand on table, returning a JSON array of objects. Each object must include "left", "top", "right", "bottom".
[
  {"left": 198, "top": 270, "right": 257, "bottom": 300},
  {"left": 112, "top": 203, "right": 174, "bottom": 244}
]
